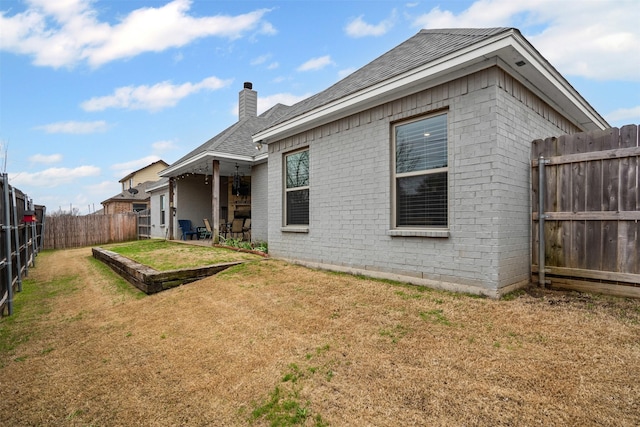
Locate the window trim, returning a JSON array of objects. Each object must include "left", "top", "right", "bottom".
[
  {"left": 391, "top": 112, "right": 449, "bottom": 233},
  {"left": 283, "top": 147, "right": 310, "bottom": 228}
]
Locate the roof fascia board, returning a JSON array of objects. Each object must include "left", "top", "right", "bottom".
[
  {"left": 507, "top": 32, "right": 608, "bottom": 129},
  {"left": 161, "top": 152, "right": 256, "bottom": 177},
  {"left": 254, "top": 153, "right": 268, "bottom": 163},
  {"left": 253, "top": 31, "right": 519, "bottom": 142},
  {"left": 146, "top": 182, "right": 169, "bottom": 193},
  {"left": 255, "top": 29, "right": 607, "bottom": 141}
]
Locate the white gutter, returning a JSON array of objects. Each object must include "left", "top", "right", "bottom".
[
  {"left": 160, "top": 151, "right": 256, "bottom": 176},
  {"left": 507, "top": 31, "right": 608, "bottom": 129},
  {"left": 254, "top": 29, "right": 607, "bottom": 142}
]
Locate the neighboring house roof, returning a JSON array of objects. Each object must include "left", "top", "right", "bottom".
[
  {"left": 101, "top": 181, "right": 156, "bottom": 204},
  {"left": 146, "top": 177, "right": 169, "bottom": 193},
  {"left": 119, "top": 160, "right": 169, "bottom": 183},
  {"left": 254, "top": 28, "right": 608, "bottom": 142},
  {"left": 162, "top": 103, "right": 291, "bottom": 177}
]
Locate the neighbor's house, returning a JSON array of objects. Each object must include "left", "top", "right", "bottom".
[
  {"left": 155, "top": 83, "right": 290, "bottom": 242},
  {"left": 101, "top": 180, "right": 157, "bottom": 215},
  {"left": 119, "top": 160, "right": 168, "bottom": 192},
  {"left": 252, "top": 28, "right": 609, "bottom": 298},
  {"left": 101, "top": 160, "right": 168, "bottom": 215}
]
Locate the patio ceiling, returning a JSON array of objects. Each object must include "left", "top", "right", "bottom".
[{"left": 160, "top": 152, "right": 261, "bottom": 178}]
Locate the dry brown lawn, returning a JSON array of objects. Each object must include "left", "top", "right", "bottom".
[{"left": 0, "top": 246, "right": 639, "bottom": 426}]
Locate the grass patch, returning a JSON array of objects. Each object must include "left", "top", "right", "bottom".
[
  {"left": 419, "top": 309, "right": 452, "bottom": 326},
  {"left": 248, "top": 345, "right": 333, "bottom": 426},
  {"left": 88, "top": 256, "right": 146, "bottom": 300},
  {"left": 379, "top": 324, "right": 410, "bottom": 343},
  {"left": 501, "top": 289, "right": 526, "bottom": 301},
  {"left": 0, "top": 274, "right": 79, "bottom": 364},
  {"left": 102, "top": 239, "right": 262, "bottom": 271},
  {"left": 395, "top": 290, "right": 424, "bottom": 300}
]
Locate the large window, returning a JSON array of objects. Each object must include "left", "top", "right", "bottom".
[
  {"left": 285, "top": 149, "right": 309, "bottom": 226},
  {"left": 393, "top": 113, "right": 448, "bottom": 228}
]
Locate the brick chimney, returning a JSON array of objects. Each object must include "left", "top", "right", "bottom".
[{"left": 239, "top": 82, "right": 257, "bottom": 119}]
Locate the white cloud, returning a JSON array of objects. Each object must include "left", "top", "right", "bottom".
[
  {"left": 152, "top": 139, "right": 178, "bottom": 154},
  {"left": 36, "top": 120, "right": 108, "bottom": 134},
  {"left": 267, "top": 62, "right": 279, "bottom": 70},
  {"left": 251, "top": 53, "right": 271, "bottom": 65},
  {"left": 0, "top": 0, "right": 275, "bottom": 68},
  {"left": 605, "top": 106, "right": 640, "bottom": 123},
  {"left": 111, "top": 155, "right": 162, "bottom": 179},
  {"left": 345, "top": 10, "right": 397, "bottom": 37},
  {"left": 81, "top": 76, "right": 232, "bottom": 112},
  {"left": 10, "top": 165, "right": 100, "bottom": 188},
  {"left": 297, "top": 55, "right": 335, "bottom": 72},
  {"left": 29, "top": 153, "right": 62, "bottom": 164},
  {"left": 86, "top": 180, "right": 117, "bottom": 194},
  {"left": 411, "top": 0, "right": 640, "bottom": 81},
  {"left": 258, "top": 93, "right": 311, "bottom": 113},
  {"left": 85, "top": 180, "right": 120, "bottom": 205}
]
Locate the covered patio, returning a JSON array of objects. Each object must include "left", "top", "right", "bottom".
[{"left": 163, "top": 157, "right": 256, "bottom": 244}]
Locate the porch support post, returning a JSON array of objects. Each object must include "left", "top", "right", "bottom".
[
  {"left": 169, "top": 177, "right": 175, "bottom": 240},
  {"left": 212, "top": 160, "right": 220, "bottom": 244}
]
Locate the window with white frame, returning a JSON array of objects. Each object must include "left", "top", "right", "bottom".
[
  {"left": 393, "top": 113, "right": 448, "bottom": 228},
  {"left": 160, "top": 195, "right": 166, "bottom": 226},
  {"left": 284, "top": 149, "right": 309, "bottom": 226}
]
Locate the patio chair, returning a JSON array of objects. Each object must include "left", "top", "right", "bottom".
[
  {"left": 242, "top": 218, "right": 251, "bottom": 241},
  {"left": 230, "top": 218, "right": 244, "bottom": 239},
  {"left": 178, "top": 219, "right": 199, "bottom": 240},
  {"left": 200, "top": 219, "right": 213, "bottom": 239}
]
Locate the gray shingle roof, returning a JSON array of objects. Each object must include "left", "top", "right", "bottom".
[
  {"left": 171, "top": 103, "right": 291, "bottom": 166},
  {"left": 267, "top": 28, "right": 512, "bottom": 128},
  {"left": 102, "top": 180, "right": 157, "bottom": 204}
]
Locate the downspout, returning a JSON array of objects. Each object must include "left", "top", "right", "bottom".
[{"left": 538, "top": 154, "right": 549, "bottom": 287}]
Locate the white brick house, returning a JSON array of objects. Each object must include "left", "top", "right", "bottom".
[{"left": 253, "top": 28, "right": 608, "bottom": 297}]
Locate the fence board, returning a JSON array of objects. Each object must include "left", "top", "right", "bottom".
[
  {"left": 532, "top": 124, "right": 639, "bottom": 297},
  {"left": 0, "top": 175, "right": 43, "bottom": 316},
  {"left": 43, "top": 213, "right": 138, "bottom": 250}
]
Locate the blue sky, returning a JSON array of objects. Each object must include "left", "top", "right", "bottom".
[{"left": 1, "top": 0, "right": 639, "bottom": 215}]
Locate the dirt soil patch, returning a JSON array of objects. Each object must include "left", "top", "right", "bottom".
[{"left": 1, "top": 247, "right": 639, "bottom": 426}]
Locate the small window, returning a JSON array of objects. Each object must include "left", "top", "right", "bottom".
[
  {"left": 393, "top": 113, "right": 448, "bottom": 228},
  {"left": 160, "top": 195, "right": 166, "bottom": 226},
  {"left": 284, "top": 149, "right": 309, "bottom": 226}
]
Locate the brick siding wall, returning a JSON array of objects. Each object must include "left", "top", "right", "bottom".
[{"left": 267, "top": 66, "right": 582, "bottom": 295}]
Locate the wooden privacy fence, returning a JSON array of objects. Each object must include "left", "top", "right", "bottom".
[
  {"left": 44, "top": 213, "right": 138, "bottom": 250},
  {"left": 531, "top": 124, "right": 640, "bottom": 298},
  {"left": 137, "top": 209, "right": 151, "bottom": 239},
  {"left": 0, "top": 174, "right": 45, "bottom": 316}
]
